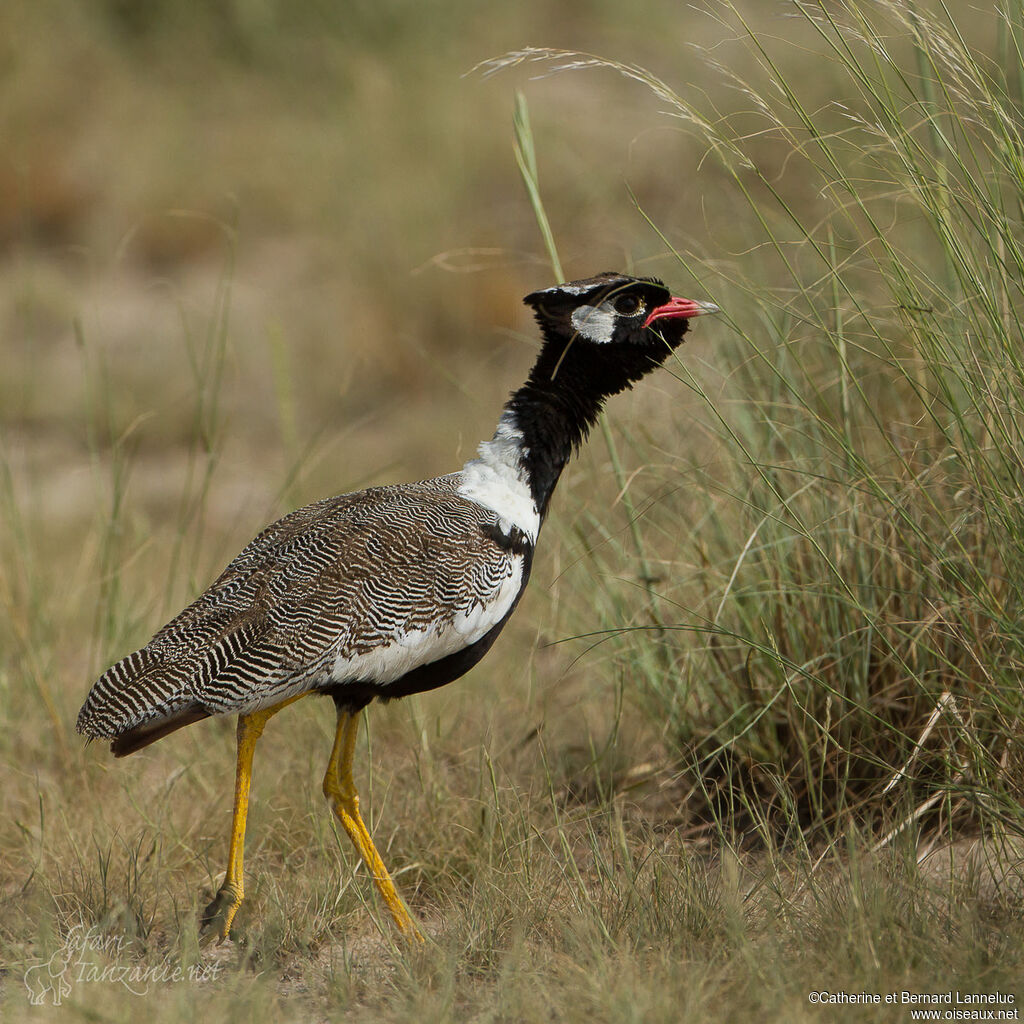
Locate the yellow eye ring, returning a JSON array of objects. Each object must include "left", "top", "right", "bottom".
[{"left": 612, "top": 294, "right": 645, "bottom": 316}]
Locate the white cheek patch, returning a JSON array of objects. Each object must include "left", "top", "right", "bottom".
[{"left": 570, "top": 303, "right": 617, "bottom": 344}]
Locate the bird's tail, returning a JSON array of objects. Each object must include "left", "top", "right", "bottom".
[{"left": 76, "top": 647, "right": 209, "bottom": 757}]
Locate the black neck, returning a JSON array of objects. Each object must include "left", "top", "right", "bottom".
[{"left": 506, "top": 339, "right": 666, "bottom": 518}]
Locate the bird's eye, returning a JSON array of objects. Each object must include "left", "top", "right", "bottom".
[{"left": 612, "top": 294, "right": 643, "bottom": 316}]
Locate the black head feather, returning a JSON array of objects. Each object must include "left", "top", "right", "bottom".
[{"left": 510, "top": 272, "right": 711, "bottom": 514}]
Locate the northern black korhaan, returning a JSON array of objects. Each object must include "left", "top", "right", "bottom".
[{"left": 77, "top": 271, "right": 718, "bottom": 941}]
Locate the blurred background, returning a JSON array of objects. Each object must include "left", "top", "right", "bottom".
[
  {"left": 2, "top": 0, "right": 737, "bottom": 911},
  {"left": 1, "top": 0, "right": 738, "bottom": 726},
  {"left": 6, "top": 0, "right": 1024, "bottom": 1015},
  {"left": 1, "top": 0, "right": 715, "bottom": 511},
  {"left": 5, "top": 0, "right": 1022, "bottom": 837},
  {"left": 5, "top": 0, "right": 1022, "bottom": 810},
  {"left": 5, "top": 2, "right": 1024, "bottom": 1012},
  {"left": 0, "top": 0, "right": 746, "bottom": 648}
]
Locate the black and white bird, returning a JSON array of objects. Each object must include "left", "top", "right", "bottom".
[{"left": 76, "top": 271, "right": 717, "bottom": 941}]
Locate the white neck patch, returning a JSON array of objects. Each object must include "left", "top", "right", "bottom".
[
  {"left": 570, "top": 302, "right": 617, "bottom": 344},
  {"left": 457, "top": 409, "right": 540, "bottom": 542}
]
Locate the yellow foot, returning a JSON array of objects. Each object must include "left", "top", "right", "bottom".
[
  {"left": 200, "top": 884, "right": 243, "bottom": 943},
  {"left": 323, "top": 709, "right": 426, "bottom": 944},
  {"left": 373, "top": 875, "right": 423, "bottom": 943}
]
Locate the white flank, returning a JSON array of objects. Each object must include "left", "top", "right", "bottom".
[
  {"left": 570, "top": 302, "right": 617, "bottom": 344},
  {"left": 457, "top": 410, "right": 540, "bottom": 541},
  {"left": 328, "top": 558, "right": 525, "bottom": 686}
]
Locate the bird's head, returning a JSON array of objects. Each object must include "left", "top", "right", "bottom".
[
  {"left": 522, "top": 271, "right": 718, "bottom": 392},
  {"left": 525, "top": 271, "right": 716, "bottom": 352}
]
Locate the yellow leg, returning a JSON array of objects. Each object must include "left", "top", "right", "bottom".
[
  {"left": 201, "top": 693, "right": 307, "bottom": 941},
  {"left": 323, "top": 709, "right": 423, "bottom": 941}
]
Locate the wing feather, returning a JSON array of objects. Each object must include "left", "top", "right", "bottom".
[{"left": 76, "top": 475, "right": 528, "bottom": 747}]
